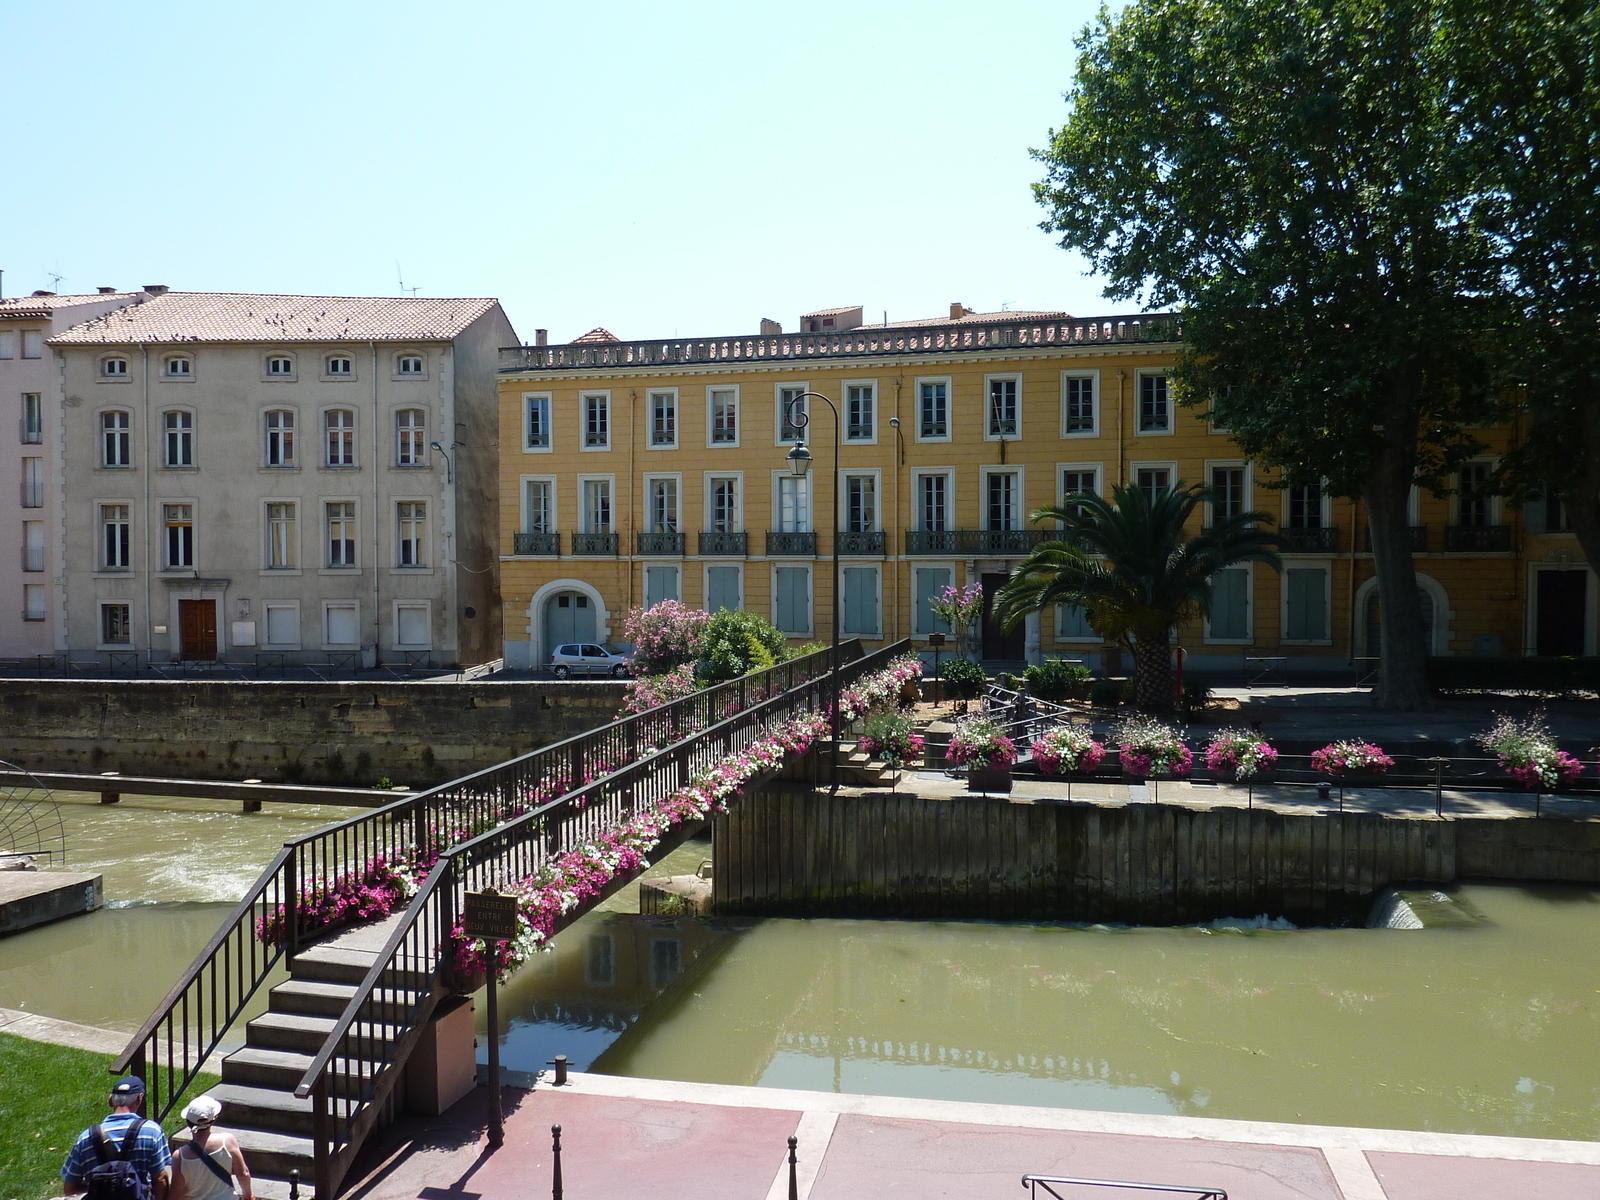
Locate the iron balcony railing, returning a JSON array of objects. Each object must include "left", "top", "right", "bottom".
[
  {"left": 905, "top": 529, "right": 1060, "bottom": 555},
  {"left": 1445, "top": 524, "right": 1512, "bottom": 552},
  {"left": 699, "top": 531, "right": 747, "bottom": 555},
  {"left": 513, "top": 531, "right": 560, "bottom": 555},
  {"left": 1365, "top": 525, "right": 1429, "bottom": 553},
  {"left": 498, "top": 313, "right": 1181, "bottom": 373},
  {"left": 636, "top": 530, "right": 685, "bottom": 555},
  {"left": 837, "top": 530, "right": 886, "bottom": 555},
  {"left": 571, "top": 531, "right": 619, "bottom": 555},
  {"left": 767, "top": 531, "right": 817, "bottom": 556},
  {"left": 1279, "top": 526, "right": 1339, "bottom": 553}
]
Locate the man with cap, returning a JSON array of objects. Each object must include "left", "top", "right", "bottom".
[{"left": 61, "top": 1075, "right": 172, "bottom": 1200}]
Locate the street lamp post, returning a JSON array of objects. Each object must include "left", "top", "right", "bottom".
[{"left": 785, "top": 393, "right": 840, "bottom": 784}]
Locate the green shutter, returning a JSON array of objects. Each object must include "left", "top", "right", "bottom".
[
  {"left": 1210, "top": 569, "right": 1249, "bottom": 640},
  {"left": 707, "top": 566, "right": 740, "bottom": 613},
  {"left": 1286, "top": 568, "right": 1327, "bottom": 640},
  {"left": 914, "top": 568, "right": 952, "bottom": 634},
  {"left": 842, "top": 567, "right": 878, "bottom": 636},
  {"left": 646, "top": 565, "right": 678, "bottom": 608},
  {"left": 1057, "top": 604, "right": 1095, "bottom": 638},
  {"left": 776, "top": 567, "right": 808, "bottom": 634}
]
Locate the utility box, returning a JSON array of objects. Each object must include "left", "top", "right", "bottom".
[{"left": 406, "top": 996, "right": 476, "bottom": 1115}]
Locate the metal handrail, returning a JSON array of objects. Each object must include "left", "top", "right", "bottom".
[{"left": 1023, "top": 1174, "right": 1226, "bottom": 1200}]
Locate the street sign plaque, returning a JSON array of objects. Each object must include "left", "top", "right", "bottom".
[{"left": 463, "top": 888, "right": 519, "bottom": 941}]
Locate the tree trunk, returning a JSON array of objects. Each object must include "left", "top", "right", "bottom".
[
  {"left": 1131, "top": 632, "right": 1174, "bottom": 713},
  {"left": 1363, "top": 414, "right": 1434, "bottom": 711},
  {"left": 1563, "top": 400, "right": 1600, "bottom": 580}
]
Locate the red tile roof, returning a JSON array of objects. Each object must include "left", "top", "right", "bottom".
[{"left": 50, "top": 292, "right": 500, "bottom": 344}]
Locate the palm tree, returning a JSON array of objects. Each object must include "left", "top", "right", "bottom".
[{"left": 996, "top": 481, "right": 1282, "bottom": 712}]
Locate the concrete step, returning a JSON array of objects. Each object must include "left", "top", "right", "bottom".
[
  {"left": 290, "top": 945, "right": 428, "bottom": 990},
  {"left": 269, "top": 979, "right": 357, "bottom": 1017},
  {"left": 220, "top": 1046, "right": 381, "bottom": 1094},
  {"left": 221, "top": 1126, "right": 315, "bottom": 1180},
  {"left": 246, "top": 1012, "right": 341, "bottom": 1054},
  {"left": 208, "top": 1082, "right": 315, "bottom": 1134}
]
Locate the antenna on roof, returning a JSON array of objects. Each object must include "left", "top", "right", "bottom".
[
  {"left": 45, "top": 265, "right": 64, "bottom": 292},
  {"left": 395, "top": 261, "right": 420, "bottom": 297}
]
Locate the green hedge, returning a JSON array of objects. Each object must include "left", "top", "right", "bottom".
[{"left": 1428, "top": 656, "right": 1600, "bottom": 696}]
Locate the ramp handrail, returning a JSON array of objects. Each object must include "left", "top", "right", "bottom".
[
  {"left": 1023, "top": 1174, "right": 1226, "bottom": 1200},
  {"left": 296, "top": 640, "right": 911, "bottom": 1197},
  {"left": 112, "top": 639, "right": 856, "bottom": 1119}
]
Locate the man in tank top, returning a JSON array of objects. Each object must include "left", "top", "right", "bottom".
[{"left": 166, "top": 1097, "right": 252, "bottom": 1200}]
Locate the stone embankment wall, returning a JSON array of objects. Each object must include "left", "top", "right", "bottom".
[
  {"left": 0, "top": 680, "right": 627, "bottom": 787},
  {"left": 713, "top": 785, "right": 1600, "bottom": 925}
]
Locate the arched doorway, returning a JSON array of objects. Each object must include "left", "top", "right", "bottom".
[
  {"left": 1364, "top": 588, "right": 1435, "bottom": 658},
  {"left": 544, "top": 590, "right": 597, "bottom": 652}
]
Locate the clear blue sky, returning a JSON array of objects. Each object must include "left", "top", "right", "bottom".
[{"left": 2, "top": 1, "right": 1123, "bottom": 344}]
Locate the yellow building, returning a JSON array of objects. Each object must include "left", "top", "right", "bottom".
[{"left": 495, "top": 305, "right": 1597, "bottom": 675}]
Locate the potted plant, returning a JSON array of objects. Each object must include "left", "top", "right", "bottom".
[
  {"left": 947, "top": 715, "right": 1018, "bottom": 792},
  {"left": 1024, "top": 658, "right": 1093, "bottom": 704},
  {"left": 1114, "top": 716, "right": 1192, "bottom": 779},
  {"left": 1311, "top": 740, "right": 1394, "bottom": 778},
  {"left": 940, "top": 657, "right": 987, "bottom": 714},
  {"left": 1475, "top": 715, "right": 1584, "bottom": 792},
  {"left": 1030, "top": 725, "right": 1106, "bottom": 775},
  {"left": 858, "top": 711, "right": 925, "bottom": 772},
  {"left": 1203, "top": 729, "right": 1279, "bottom": 780}
]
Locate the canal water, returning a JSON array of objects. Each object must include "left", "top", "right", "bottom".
[{"left": 2, "top": 797, "right": 1597, "bottom": 1140}]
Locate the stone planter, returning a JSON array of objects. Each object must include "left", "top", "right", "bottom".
[{"left": 967, "top": 767, "right": 1013, "bottom": 794}]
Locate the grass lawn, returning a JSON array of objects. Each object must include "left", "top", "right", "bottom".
[{"left": 0, "top": 1033, "right": 219, "bottom": 1200}]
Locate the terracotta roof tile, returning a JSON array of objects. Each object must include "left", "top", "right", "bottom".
[
  {"left": 881, "top": 308, "right": 1069, "bottom": 329},
  {"left": 572, "top": 327, "right": 620, "bottom": 343},
  {"left": 0, "top": 292, "right": 141, "bottom": 318},
  {"left": 49, "top": 292, "right": 499, "bottom": 345}
]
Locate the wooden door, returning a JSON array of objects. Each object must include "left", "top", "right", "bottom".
[
  {"left": 179, "top": 599, "right": 217, "bottom": 660},
  {"left": 1535, "top": 570, "right": 1587, "bottom": 656},
  {"left": 980, "top": 573, "right": 1025, "bottom": 661}
]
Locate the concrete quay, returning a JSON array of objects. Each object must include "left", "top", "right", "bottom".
[
  {"left": 0, "top": 869, "right": 101, "bottom": 934},
  {"left": 342, "top": 1071, "right": 1600, "bottom": 1200}
]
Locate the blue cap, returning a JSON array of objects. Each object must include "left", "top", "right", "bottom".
[{"left": 111, "top": 1076, "right": 145, "bottom": 1098}]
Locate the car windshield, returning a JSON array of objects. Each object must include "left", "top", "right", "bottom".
[{"left": 602, "top": 643, "right": 632, "bottom": 656}]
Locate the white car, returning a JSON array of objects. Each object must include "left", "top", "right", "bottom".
[{"left": 549, "top": 642, "right": 633, "bottom": 678}]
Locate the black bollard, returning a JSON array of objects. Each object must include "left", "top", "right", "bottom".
[
  {"left": 547, "top": 1054, "right": 568, "bottom": 1086},
  {"left": 551, "top": 1124, "right": 563, "bottom": 1200},
  {"left": 288, "top": 1171, "right": 299, "bottom": 1200},
  {"left": 787, "top": 1134, "right": 799, "bottom": 1200},
  {"left": 1316, "top": 780, "right": 1331, "bottom": 810}
]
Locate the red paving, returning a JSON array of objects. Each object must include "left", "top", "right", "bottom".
[{"left": 343, "top": 1078, "right": 1600, "bottom": 1200}]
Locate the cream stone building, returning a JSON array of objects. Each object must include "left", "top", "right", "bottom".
[{"left": 50, "top": 292, "right": 514, "bottom": 667}]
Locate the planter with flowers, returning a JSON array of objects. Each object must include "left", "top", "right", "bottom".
[
  {"left": 1030, "top": 726, "right": 1106, "bottom": 776},
  {"left": 1114, "top": 716, "right": 1192, "bottom": 780},
  {"left": 1311, "top": 740, "right": 1394, "bottom": 778},
  {"left": 1476, "top": 715, "right": 1585, "bottom": 792},
  {"left": 1203, "top": 729, "right": 1279, "bottom": 781},
  {"left": 947, "top": 715, "right": 1018, "bottom": 793},
  {"left": 858, "top": 711, "right": 925, "bottom": 774}
]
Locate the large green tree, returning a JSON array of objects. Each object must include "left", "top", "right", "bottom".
[{"left": 1034, "top": 0, "right": 1509, "bottom": 709}]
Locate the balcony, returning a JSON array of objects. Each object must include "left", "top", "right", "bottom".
[
  {"left": 766, "top": 531, "right": 817, "bottom": 556},
  {"left": 904, "top": 529, "right": 1059, "bottom": 555},
  {"left": 636, "top": 530, "right": 685, "bottom": 555},
  {"left": 837, "top": 530, "right": 886, "bottom": 555},
  {"left": 513, "top": 531, "right": 560, "bottom": 555},
  {"left": 1445, "top": 524, "right": 1512, "bottom": 552},
  {"left": 1279, "top": 526, "right": 1340, "bottom": 553},
  {"left": 1363, "top": 525, "right": 1428, "bottom": 553},
  {"left": 699, "top": 531, "right": 747, "bottom": 556},
  {"left": 571, "top": 532, "right": 619, "bottom": 555}
]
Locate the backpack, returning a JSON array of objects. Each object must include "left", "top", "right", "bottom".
[{"left": 85, "top": 1121, "right": 154, "bottom": 1200}]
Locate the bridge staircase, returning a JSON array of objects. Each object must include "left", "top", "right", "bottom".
[{"left": 117, "top": 638, "right": 910, "bottom": 1199}]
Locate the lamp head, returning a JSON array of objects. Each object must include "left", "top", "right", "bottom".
[
  {"left": 430, "top": 441, "right": 445, "bottom": 451},
  {"left": 889, "top": 416, "right": 900, "bottom": 428},
  {"left": 786, "top": 440, "right": 812, "bottom": 477}
]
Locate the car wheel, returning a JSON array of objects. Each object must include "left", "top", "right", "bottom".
[
  {"left": 553, "top": 665, "right": 571, "bottom": 679},
  {"left": 612, "top": 664, "right": 628, "bottom": 678}
]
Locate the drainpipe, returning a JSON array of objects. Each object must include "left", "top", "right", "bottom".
[
  {"left": 371, "top": 342, "right": 381, "bottom": 667},
  {"left": 1116, "top": 369, "right": 1127, "bottom": 486},
  {"left": 891, "top": 376, "right": 903, "bottom": 641}
]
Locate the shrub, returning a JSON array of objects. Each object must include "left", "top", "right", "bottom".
[
  {"left": 1203, "top": 729, "right": 1278, "bottom": 779},
  {"left": 1114, "top": 716, "right": 1192, "bottom": 778},
  {"left": 1025, "top": 659, "right": 1093, "bottom": 703},
  {"left": 623, "top": 600, "right": 711, "bottom": 675},
  {"left": 624, "top": 663, "right": 700, "bottom": 714},
  {"left": 946, "top": 716, "right": 1018, "bottom": 769},
  {"left": 1311, "top": 741, "right": 1394, "bottom": 775},
  {"left": 1475, "top": 715, "right": 1585, "bottom": 791},
  {"left": 858, "top": 711, "right": 925, "bottom": 767},
  {"left": 1030, "top": 725, "right": 1106, "bottom": 774},
  {"left": 698, "top": 609, "right": 790, "bottom": 682},
  {"left": 940, "top": 657, "right": 987, "bottom": 701},
  {"left": 1088, "top": 679, "right": 1123, "bottom": 708},
  {"left": 1179, "top": 677, "right": 1212, "bottom": 719}
]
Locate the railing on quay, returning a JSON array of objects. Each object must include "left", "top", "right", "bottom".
[
  {"left": 296, "top": 638, "right": 913, "bottom": 1197},
  {"left": 111, "top": 639, "right": 858, "bottom": 1123},
  {"left": 497, "top": 314, "right": 1182, "bottom": 373},
  {"left": 1023, "top": 1175, "right": 1226, "bottom": 1200}
]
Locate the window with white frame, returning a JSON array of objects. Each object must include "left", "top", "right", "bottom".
[
  {"left": 1138, "top": 373, "right": 1171, "bottom": 432},
  {"left": 1056, "top": 602, "right": 1096, "bottom": 639},
  {"left": 1284, "top": 567, "right": 1329, "bottom": 641},
  {"left": 1457, "top": 462, "right": 1493, "bottom": 527},
  {"left": 525, "top": 393, "right": 552, "bottom": 450},
  {"left": 101, "top": 504, "right": 131, "bottom": 569},
  {"left": 397, "top": 501, "right": 427, "bottom": 566},
  {"left": 164, "top": 356, "right": 192, "bottom": 378},
  {"left": 583, "top": 393, "right": 609, "bottom": 449},
  {"left": 266, "top": 355, "right": 294, "bottom": 378},
  {"left": 778, "top": 386, "right": 807, "bottom": 443},
  {"left": 524, "top": 480, "right": 553, "bottom": 532},
  {"left": 986, "top": 471, "right": 1020, "bottom": 530},
  {"left": 1062, "top": 374, "right": 1096, "bottom": 435},
  {"left": 844, "top": 474, "right": 876, "bottom": 532},
  {"left": 23, "top": 521, "right": 44, "bottom": 572},
  {"left": 987, "top": 376, "right": 1019, "bottom": 438},
  {"left": 102, "top": 410, "right": 131, "bottom": 467},
  {"left": 163, "top": 504, "right": 194, "bottom": 569},
  {"left": 645, "top": 564, "right": 681, "bottom": 608},
  {"left": 845, "top": 383, "right": 875, "bottom": 441},
  {"left": 1288, "top": 482, "right": 1324, "bottom": 528},
  {"left": 327, "top": 502, "right": 356, "bottom": 566},
  {"left": 1211, "top": 465, "right": 1246, "bottom": 521},
  {"left": 709, "top": 387, "right": 738, "bottom": 445},
  {"left": 396, "top": 409, "right": 426, "bottom": 465},
  {"left": 649, "top": 390, "right": 677, "bottom": 447},
  {"left": 22, "top": 331, "right": 42, "bottom": 359},
  {"left": 264, "top": 604, "right": 299, "bottom": 646},
  {"left": 397, "top": 354, "right": 425, "bottom": 376},
  {"left": 582, "top": 479, "right": 611, "bottom": 533},
  {"left": 265, "top": 410, "right": 296, "bottom": 466},
  {"left": 21, "top": 393, "right": 42, "bottom": 444},
  {"left": 163, "top": 411, "right": 193, "bottom": 467},
  {"left": 325, "top": 409, "right": 356, "bottom": 466},
  {"left": 648, "top": 477, "right": 679, "bottom": 532},
  {"left": 266, "top": 502, "right": 296, "bottom": 568},
  {"left": 774, "top": 565, "right": 811, "bottom": 634},
  {"left": 101, "top": 602, "right": 131, "bottom": 645},
  {"left": 917, "top": 472, "right": 950, "bottom": 531},
  {"left": 1208, "top": 568, "right": 1251, "bottom": 640},
  {"left": 918, "top": 380, "right": 949, "bottom": 440},
  {"left": 1059, "top": 466, "right": 1099, "bottom": 521},
  {"left": 101, "top": 356, "right": 128, "bottom": 378},
  {"left": 0, "top": 332, "right": 15, "bottom": 357},
  {"left": 777, "top": 475, "right": 810, "bottom": 532},
  {"left": 706, "top": 564, "right": 741, "bottom": 613},
  {"left": 324, "top": 604, "right": 359, "bottom": 647},
  {"left": 709, "top": 476, "right": 739, "bottom": 532},
  {"left": 841, "top": 566, "right": 880, "bottom": 636},
  {"left": 325, "top": 355, "right": 353, "bottom": 377},
  {"left": 1136, "top": 465, "right": 1172, "bottom": 502},
  {"left": 914, "top": 566, "right": 952, "bottom": 634},
  {"left": 24, "top": 584, "right": 46, "bottom": 621},
  {"left": 395, "top": 603, "right": 430, "bottom": 648}
]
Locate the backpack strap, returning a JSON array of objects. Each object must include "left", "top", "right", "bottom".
[
  {"left": 119, "top": 1121, "right": 146, "bottom": 1159},
  {"left": 184, "top": 1142, "right": 234, "bottom": 1188},
  {"left": 90, "top": 1125, "right": 116, "bottom": 1165}
]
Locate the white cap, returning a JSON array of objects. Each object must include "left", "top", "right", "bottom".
[{"left": 182, "top": 1095, "right": 223, "bottom": 1126}]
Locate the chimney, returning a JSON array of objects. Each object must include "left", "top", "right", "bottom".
[
  {"left": 759, "top": 318, "right": 782, "bottom": 336},
  {"left": 32, "top": 290, "right": 55, "bottom": 297},
  {"left": 949, "top": 302, "right": 969, "bottom": 320},
  {"left": 98, "top": 286, "right": 117, "bottom": 294},
  {"left": 144, "top": 285, "right": 169, "bottom": 296},
  {"left": 535, "top": 329, "right": 549, "bottom": 347}
]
